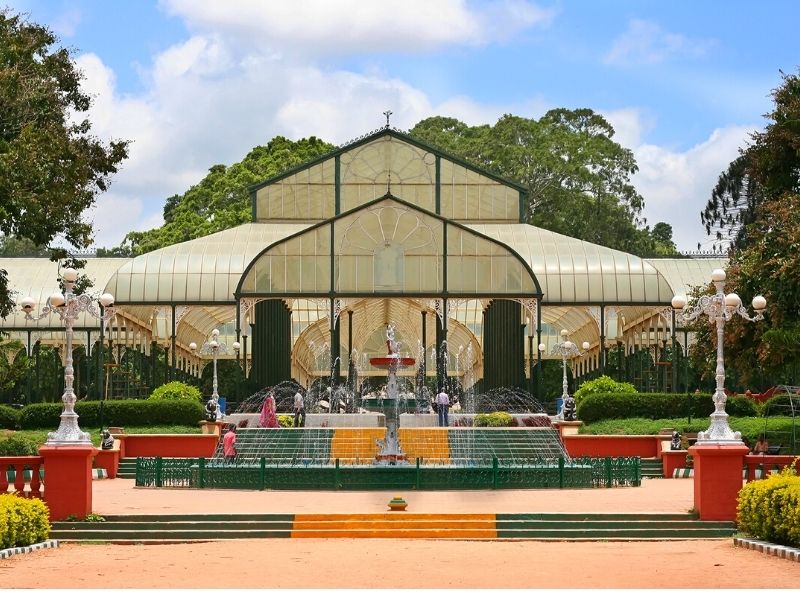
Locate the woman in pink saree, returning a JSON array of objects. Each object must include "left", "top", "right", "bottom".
[{"left": 259, "top": 392, "right": 280, "bottom": 428}]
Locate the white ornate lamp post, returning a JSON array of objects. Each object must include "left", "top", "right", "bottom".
[
  {"left": 671, "top": 269, "right": 766, "bottom": 445},
  {"left": 19, "top": 267, "right": 115, "bottom": 446},
  {"left": 194, "top": 328, "right": 229, "bottom": 418},
  {"left": 541, "top": 329, "right": 590, "bottom": 419}
]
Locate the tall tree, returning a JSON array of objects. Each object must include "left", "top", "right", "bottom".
[
  {"left": 410, "top": 110, "right": 673, "bottom": 255},
  {"left": 692, "top": 71, "right": 800, "bottom": 388},
  {"left": 0, "top": 10, "right": 128, "bottom": 317},
  {"left": 701, "top": 71, "right": 800, "bottom": 250}
]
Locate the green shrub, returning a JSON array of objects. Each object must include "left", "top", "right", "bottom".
[
  {"left": 277, "top": 415, "right": 293, "bottom": 428},
  {"left": 474, "top": 411, "right": 514, "bottom": 427},
  {"left": 19, "top": 399, "right": 204, "bottom": 429},
  {"left": 0, "top": 405, "right": 21, "bottom": 429},
  {"left": 576, "top": 392, "right": 758, "bottom": 423},
  {"left": 148, "top": 382, "right": 202, "bottom": 404},
  {"left": 574, "top": 375, "right": 637, "bottom": 404},
  {"left": 0, "top": 434, "right": 41, "bottom": 456},
  {"left": 0, "top": 494, "right": 51, "bottom": 549},
  {"left": 760, "top": 394, "right": 800, "bottom": 417},
  {"left": 737, "top": 462, "right": 800, "bottom": 546}
]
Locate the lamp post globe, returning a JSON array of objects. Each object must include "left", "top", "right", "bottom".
[
  {"left": 672, "top": 270, "right": 766, "bottom": 445},
  {"left": 548, "top": 332, "right": 589, "bottom": 420},
  {"left": 199, "top": 328, "right": 229, "bottom": 420},
  {"left": 19, "top": 270, "right": 115, "bottom": 445}
]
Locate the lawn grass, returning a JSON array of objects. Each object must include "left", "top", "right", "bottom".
[
  {"left": 580, "top": 416, "right": 797, "bottom": 448},
  {"left": 2, "top": 425, "right": 202, "bottom": 447}
]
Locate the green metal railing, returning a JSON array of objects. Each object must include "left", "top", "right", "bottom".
[{"left": 135, "top": 456, "right": 641, "bottom": 491}]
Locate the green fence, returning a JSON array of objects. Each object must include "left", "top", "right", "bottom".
[{"left": 135, "top": 456, "right": 641, "bottom": 490}]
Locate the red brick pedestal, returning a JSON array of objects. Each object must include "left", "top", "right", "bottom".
[
  {"left": 39, "top": 445, "right": 98, "bottom": 521},
  {"left": 553, "top": 420, "right": 583, "bottom": 438},
  {"left": 94, "top": 447, "right": 120, "bottom": 478},
  {"left": 661, "top": 450, "right": 688, "bottom": 478},
  {"left": 688, "top": 444, "right": 749, "bottom": 521}
]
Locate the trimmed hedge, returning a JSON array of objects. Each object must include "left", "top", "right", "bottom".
[
  {"left": 576, "top": 392, "right": 758, "bottom": 424},
  {"left": 19, "top": 399, "right": 204, "bottom": 429},
  {"left": 0, "top": 405, "right": 20, "bottom": 429},
  {"left": 737, "top": 463, "right": 800, "bottom": 546},
  {"left": 760, "top": 394, "right": 800, "bottom": 417},
  {"left": 580, "top": 416, "right": 796, "bottom": 444},
  {"left": 0, "top": 434, "right": 41, "bottom": 456},
  {"left": 0, "top": 494, "right": 51, "bottom": 549},
  {"left": 148, "top": 382, "right": 202, "bottom": 404},
  {"left": 474, "top": 411, "right": 514, "bottom": 427}
]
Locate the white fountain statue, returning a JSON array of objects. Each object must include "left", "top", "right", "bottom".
[{"left": 369, "top": 323, "right": 416, "bottom": 464}]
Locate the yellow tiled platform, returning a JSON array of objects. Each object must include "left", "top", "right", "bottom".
[
  {"left": 330, "top": 428, "right": 386, "bottom": 463},
  {"left": 399, "top": 427, "right": 450, "bottom": 462}
]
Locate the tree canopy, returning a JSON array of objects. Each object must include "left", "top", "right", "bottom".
[
  {"left": 0, "top": 10, "right": 128, "bottom": 317},
  {"left": 410, "top": 110, "right": 677, "bottom": 256},
  {"left": 692, "top": 70, "right": 800, "bottom": 388},
  {"left": 701, "top": 70, "right": 800, "bottom": 250}
]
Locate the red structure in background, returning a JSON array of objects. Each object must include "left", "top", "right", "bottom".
[{"left": 743, "top": 386, "right": 781, "bottom": 403}]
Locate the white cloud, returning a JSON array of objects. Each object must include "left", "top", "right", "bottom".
[
  {"left": 601, "top": 107, "right": 655, "bottom": 149},
  {"left": 604, "top": 19, "right": 713, "bottom": 66},
  {"left": 50, "top": 6, "right": 82, "bottom": 37},
  {"left": 159, "top": 0, "right": 555, "bottom": 55},
  {"left": 632, "top": 124, "right": 755, "bottom": 251},
  {"left": 86, "top": 193, "right": 164, "bottom": 250}
]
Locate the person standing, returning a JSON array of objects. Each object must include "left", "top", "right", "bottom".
[
  {"left": 435, "top": 388, "right": 450, "bottom": 427},
  {"left": 293, "top": 389, "right": 306, "bottom": 428},
  {"left": 223, "top": 424, "right": 237, "bottom": 464},
  {"left": 259, "top": 391, "right": 280, "bottom": 428}
]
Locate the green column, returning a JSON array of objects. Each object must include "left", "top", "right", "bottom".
[
  {"left": 251, "top": 299, "right": 292, "bottom": 388},
  {"left": 482, "top": 300, "right": 525, "bottom": 390}
]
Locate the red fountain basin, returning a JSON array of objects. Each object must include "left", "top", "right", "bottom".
[
  {"left": 369, "top": 357, "right": 416, "bottom": 368},
  {"left": 375, "top": 453, "right": 407, "bottom": 464}
]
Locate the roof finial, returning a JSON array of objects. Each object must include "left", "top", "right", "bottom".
[{"left": 383, "top": 110, "right": 393, "bottom": 128}]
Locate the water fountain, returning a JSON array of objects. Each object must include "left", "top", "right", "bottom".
[{"left": 367, "top": 324, "right": 415, "bottom": 464}]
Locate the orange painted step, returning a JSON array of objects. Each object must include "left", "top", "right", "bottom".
[
  {"left": 290, "top": 529, "right": 497, "bottom": 539},
  {"left": 294, "top": 513, "right": 494, "bottom": 521},
  {"left": 293, "top": 519, "right": 494, "bottom": 531},
  {"left": 291, "top": 513, "right": 497, "bottom": 538}
]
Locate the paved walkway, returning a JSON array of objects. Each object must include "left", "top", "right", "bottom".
[
  {"left": 92, "top": 477, "right": 695, "bottom": 515},
  {"left": 5, "top": 478, "right": 800, "bottom": 589}
]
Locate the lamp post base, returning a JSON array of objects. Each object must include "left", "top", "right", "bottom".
[
  {"left": 45, "top": 412, "right": 92, "bottom": 446},
  {"left": 688, "top": 444, "right": 749, "bottom": 521},
  {"left": 695, "top": 411, "right": 744, "bottom": 446},
  {"left": 39, "top": 445, "right": 98, "bottom": 521}
]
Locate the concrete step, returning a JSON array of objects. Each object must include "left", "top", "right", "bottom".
[{"left": 50, "top": 513, "right": 736, "bottom": 542}]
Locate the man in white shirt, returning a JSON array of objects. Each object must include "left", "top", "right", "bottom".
[
  {"left": 293, "top": 390, "right": 305, "bottom": 427},
  {"left": 435, "top": 388, "right": 450, "bottom": 427}
]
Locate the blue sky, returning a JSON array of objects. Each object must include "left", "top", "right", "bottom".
[{"left": 6, "top": 0, "right": 799, "bottom": 251}]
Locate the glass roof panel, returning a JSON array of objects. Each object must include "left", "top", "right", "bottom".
[
  {"left": 439, "top": 159, "right": 519, "bottom": 223},
  {"left": 469, "top": 224, "right": 678, "bottom": 304},
  {"left": 340, "top": 136, "right": 436, "bottom": 214},
  {"left": 255, "top": 157, "right": 335, "bottom": 221}
]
